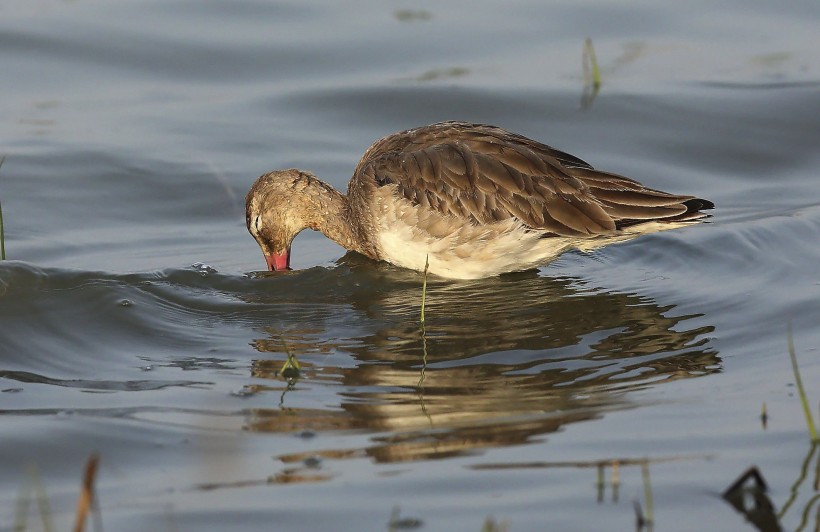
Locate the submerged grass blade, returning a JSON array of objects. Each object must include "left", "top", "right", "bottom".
[
  {"left": 417, "top": 319, "right": 428, "bottom": 389},
  {"left": 797, "top": 491, "right": 820, "bottom": 532},
  {"left": 0, "top": 155, "right": 6, "bottom": 260},
  {"left": 788, "top": 324, "right": 818, "bottom": 442},
  {"left": 420, "top": 254, "right": 429, "bottom": 326},
  {"left": 278, "top": 336, "right": 301, "bottom": 381},
  {"left": 778, "top": 442, "right": 817, "bottom": 519},
  {"left": 417, "top": 255, "right": 430, "bottom": 389}
]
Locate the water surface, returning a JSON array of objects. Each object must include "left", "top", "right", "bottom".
[{"left": 2, "top": 0, "right": 820, "bottom": 530}]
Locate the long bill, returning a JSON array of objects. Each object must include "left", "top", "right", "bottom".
[{"left": 265, "top": 251, "right": 291, "bottom": 271}]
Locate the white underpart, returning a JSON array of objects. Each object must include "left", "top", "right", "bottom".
[{"left": 373, "top": 191, "right": 693, "bottom": 280}]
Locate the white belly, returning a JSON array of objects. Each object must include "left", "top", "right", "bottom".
[
  {"left": 370, "top": 192, "right": 688, "bottom": 280},
  {"left": 373, "top": 197, "right": 573, "bottom": 279},
  {"left": 376, "top": 226, "right": 572, "bottom": 279}
]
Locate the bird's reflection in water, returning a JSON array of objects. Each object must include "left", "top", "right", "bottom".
[{"left": 243, "top": 255, "right": 717, "bottom": 467}]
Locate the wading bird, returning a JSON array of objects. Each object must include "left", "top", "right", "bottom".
[{"left": 246, "top": 121, "right": 712, "bottom": 279}]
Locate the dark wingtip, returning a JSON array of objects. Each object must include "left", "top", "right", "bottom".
[{"left": 683, "top": 198, "right": 715, "bottom": 212}]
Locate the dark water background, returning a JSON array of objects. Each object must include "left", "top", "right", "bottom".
[{"left": 2, "top": 0, "right": 820, "bottom": 530}]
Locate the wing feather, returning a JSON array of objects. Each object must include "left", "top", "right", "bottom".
[{"left": 352, "top": 121, "right": 712, "bottom": 237}]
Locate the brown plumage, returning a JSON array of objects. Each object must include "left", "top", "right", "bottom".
[{"left": 246, "top": 121, "right": 713, "bottom": 279}]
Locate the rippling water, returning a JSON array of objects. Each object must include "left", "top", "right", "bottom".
[{"left": 2, "top": 0, "right": 820, "bottom": 530}]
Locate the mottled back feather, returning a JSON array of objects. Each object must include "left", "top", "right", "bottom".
[{"left": 351, "top": 121, "right": 713, "bottom": 238}]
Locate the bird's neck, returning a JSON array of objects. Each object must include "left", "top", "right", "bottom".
[{"left": 309, "top": 182, "right": 374, "bottom": 259}]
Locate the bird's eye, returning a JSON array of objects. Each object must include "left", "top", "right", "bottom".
[{"left": 254, "top": 216, "right": 262, "bottom": 233}]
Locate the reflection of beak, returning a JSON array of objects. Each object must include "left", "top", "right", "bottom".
[{"left": 265, "top": 251, "right": 290, "bottom": 271}]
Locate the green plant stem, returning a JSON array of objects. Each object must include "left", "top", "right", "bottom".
[
  {"left": 417, "top": 321, "right": 428, "bottom": 390},
  {"left": 0, "top": 199, "right": 5, "bottom": 261},
  {"left": 0, "top": 155, "right": 6, "bottom": 260},
  {"left": 788, "top": 324, "right": 818, "bottom": 441},
  {"left": 417, "top": 255, "right": 430, "bottom": 389},
  {"left": 797, "top": 491, "right": 820, "bottom": 532},
  {"left": 779, "top": 442, "right": 818, "bottom": 519},
  {"left": 277, "top": 335, "right": 300, "bottom": 384},
  {"left": 583, "top": 38, "right": 601, "bottom": 88},
  {"left": 420, "top": 254, "right": 429, "bottom": 325}
]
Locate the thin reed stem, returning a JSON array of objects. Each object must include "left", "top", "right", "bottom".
[
  {"left": 583, "top": 38, "right": 601, "bottom": 88},
  {"left": 420, "top": 254, "right": 429, "bottom": 325},
  {"left": 0, "top": 155, "right": 6, "bottom": 260},
  {"left": 788, "top": 323, "right": 818, "bottom": 441},
  {"left": 73, "top": 453, "right": 100, "bottom": 532}
]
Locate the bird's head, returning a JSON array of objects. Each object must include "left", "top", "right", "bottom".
[{"left": 245, "top": 169, "right": 319, "bottom": 271}]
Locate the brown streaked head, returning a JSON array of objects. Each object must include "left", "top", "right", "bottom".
[{"left": 245, "top": 169, "right": 316, "bottom": 272}]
